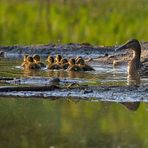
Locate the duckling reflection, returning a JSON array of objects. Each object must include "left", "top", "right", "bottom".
[
  {"left": 120, "top": 102, "right": 140, "bottom": 111},
  {"left": 115, "top": 39, "right": 148, "bottom": 86},
  {"left": 23, "top": 68, "right": 41, "bottom": 77}
]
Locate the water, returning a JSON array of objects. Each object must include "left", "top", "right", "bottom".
[{"left": 0, "top": 57, "right": 148, "bottom": 148}]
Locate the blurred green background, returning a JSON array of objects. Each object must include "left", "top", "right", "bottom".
[{"left": 0, "top": 0, "right": 148, "bottom": 45}]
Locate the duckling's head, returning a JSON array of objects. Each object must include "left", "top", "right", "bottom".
[
  {"left": 115, "top": 39, "right": 141, "bottom": 53},
  {"left": 68, "top": 58, "right": 76, "bottom": 65},
  {"left": 56, "top": 54, "right": 62, "bottom": 63},
  {"left": 27, "top": 56, "right": 34, "bottom": 63},
  {"left": 46, "top": 55, "right": 51, "bottom": 62},
  {"left": 61, "top": 58, "right": 68, "bottom": 64},
  {"left": 33, "top": 54, "right": 40, "bottom": 62},
  {"left": 49, "top": 56, "right": 55, "bottom": 64},
  {"left": 77, "top": 58, "right": 85, "bottom": 65},
  {"left": 76, "top": 56, "right": 82, "bottom": 61}
]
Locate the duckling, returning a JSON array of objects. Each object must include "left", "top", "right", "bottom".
[
  {"left": 61, "top": 58, "right": 69, "bottom": 69},
  {"left": 115, "top": 39, "right": 148, "bottom": 78},
  {"left": 55, "top": 54, "right": 62, "bottom": 64},
  {"left": 21, "top": 54, "right": 29, "bottom": 68},
  {"left": 26, "top": 56, "right": 41, "bottom": 69},
  {"left": 47, "top": 56, "right": 62, "bottom": 70},
  {"left": 33, "top": 54, "right": 46, "bottom": 67},
  {"left": 77, "top": 58, "right": 95, "bottom": 71},
  {"left": 75, "top": 56, "right": 83, "bottom": 63},
  {"left": 0, "top": 51, "right": 5, "bottom": 57},
  {"left": 67, "top": 58, "right": 82, "bottom": 71}
]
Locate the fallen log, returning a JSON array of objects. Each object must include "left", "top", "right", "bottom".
[{"left": 0, "top": 85, "right": 147, "bottom": 102}]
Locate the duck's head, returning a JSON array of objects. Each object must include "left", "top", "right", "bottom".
[
  {"left": 115, "top": 39, "right": 141, "bottom": 53},
  {"left": 77, "top": 58, "right": 85, "bottom": 65},
  {"left": 33, "top": 54, "right": 40, "bottom": 62},
  {"left": 68, "top": 58, "right": 76, "bottom": 65}
]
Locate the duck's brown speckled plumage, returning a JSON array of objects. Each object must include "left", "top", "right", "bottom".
[{"left": 116, "top": 39, "right": 148, "bottom": 78}]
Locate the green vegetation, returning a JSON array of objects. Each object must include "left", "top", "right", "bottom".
[{"left": 1, "top": 0, "right": 148, "bottom": 45}]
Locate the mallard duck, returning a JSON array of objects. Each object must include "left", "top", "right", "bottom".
[
  {"left": 76, "top": 58, "right": 95, "bottom": 71},
  {"left": 61, "top": 58, "right": 69, "bottom": 69},
  {"left": 26, "top": 56, "right": 41, "bottom": 69},
  {"left": 21, "top": 54, "right": 29, "bottom": 67},
  {"left": 47, "top": 56, "right": 62, "bottom": 70},
  {"left": 67, "top": 58, "right": 82, "bottom": 71},
  {"left": 33, "top": 54, "right": 46, "bottom": 67},
  {"left": 115, "top": 39, "right": 148, "bottom": 78},
  {"left": 55, "top": 54, "right": 62, "bottom": 64}
]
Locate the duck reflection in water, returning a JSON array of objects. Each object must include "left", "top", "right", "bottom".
[
  {"left": 120, "top": 102, "right": 140, "bottom": 111},
  {"left": 114, "top": 39, "right": 148, "bottom": 110}
]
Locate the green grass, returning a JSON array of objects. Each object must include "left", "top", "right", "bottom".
[{"left": 0, "top": 0, "right": 148, "bottom": 45}]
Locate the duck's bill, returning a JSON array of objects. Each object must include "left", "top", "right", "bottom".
[{"left": 115, "top": 43, "right": 129, "bottom": 51}]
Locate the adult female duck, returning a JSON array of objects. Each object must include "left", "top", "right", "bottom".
[{"left": 115, "top": 39, "right": 148, "bottom": 79}]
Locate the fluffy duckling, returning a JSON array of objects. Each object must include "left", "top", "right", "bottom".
[
  {"left": 77, "top": 58, "right": 95, "bottom": 71},
  {"left": 75, "top": 56, "right": 83, "bottom": 63},
  {"left": 33, "top": 54, "right": 46, "bottom": 68},
  {"left": 61, "top": 58, "right": 69, "bottom": 69},
  {"left": 47, "top": 56, "right": 62, "bottom": 70},
  {"left": 67, "top": 58, "right": 82, "bottom": 71},
  {"left": 26, "top": 56, "right": 41, "bottom": 70},
  {"left": 55, "top": 54, "right": 62, "bottom": 64},
  {"left": 21, "top": 54, "right": 29, "bottom": 68}
]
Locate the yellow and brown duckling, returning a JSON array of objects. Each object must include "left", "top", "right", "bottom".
[
  {"left": 61, "top": 58, "right": 69, "bottom": 69},
  {"left": 115, "top": 39, "right": 148, "bottom": 78},
  {"left": 25, "top": 56, "right": 41, "bottom": 70},
  {"left": 33, "top": 54, "right": 46, "bottom": 68},
  {"left": 55, "top": 54, "right": 62, "bottom": 64},
  {"left": 47, "top": 56, "right": 62, "bottom": 70},
  {"left": 76, "top": 58, "right": 95, "bottom": 71},
  {"left": 67, "top": 58, "right": 82, "bottom": 71},
  {"left": 21, "top": 54, "right": 29, "bottom": 67}
]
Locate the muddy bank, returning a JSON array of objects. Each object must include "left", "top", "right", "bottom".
[
  {"left": 0, "top": 43, "right": 114, "bottom": 58},
  {"left": 0, "top": 42, "right": 148, "bottom": 63}
]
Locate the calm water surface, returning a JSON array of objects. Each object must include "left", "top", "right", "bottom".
[{"left": 0, "top": 57, "right": 148, "bottom": 148}]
